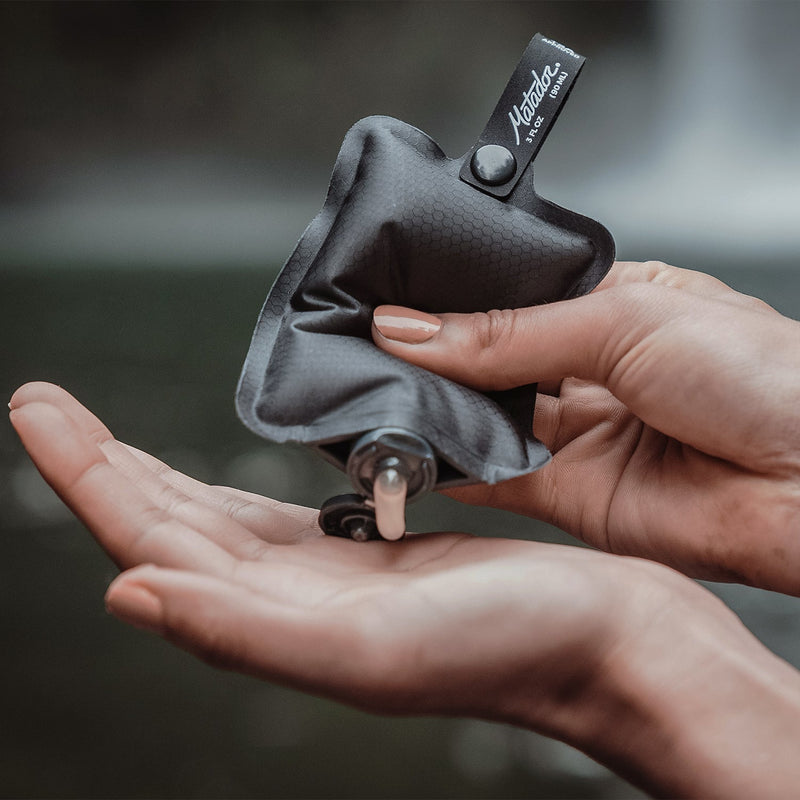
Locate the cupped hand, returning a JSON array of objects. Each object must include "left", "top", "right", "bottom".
[
  {"left": 371, "top": 261, "right": 800, "bottom": 594},
  {"left": 10, "top": 381, "right": 661, "bottom": 726},
  {"left": 15, "top": 382, "right": 800, "bottom": 799}
]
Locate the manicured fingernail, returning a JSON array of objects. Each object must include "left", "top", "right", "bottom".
[
  {"left": 373, "top": 305, "right": 441, "bottom": 344},
  {"left": 106, "top": 581, "right": 164, "bottom": 634}
]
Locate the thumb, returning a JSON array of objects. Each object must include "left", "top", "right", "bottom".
[
  {"left": 371, "top": 284, "right": 800, "bottom": 472},
  {"left": 104, "top": 566, "right": 427, "bottom": 713},
  {"left": 371, "top": 288, "right": 659, "bottom": 391},
  {"left": 105, "top": 566, "right": 344, "bottom": 686}
]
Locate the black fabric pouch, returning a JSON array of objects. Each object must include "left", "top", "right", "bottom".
[{"left": 236, "top": 34, "right": 614, "bottom": 500}]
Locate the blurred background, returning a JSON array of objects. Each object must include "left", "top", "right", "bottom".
[{"left": 2, "top": 2, "right": 799, "bottom": 798}]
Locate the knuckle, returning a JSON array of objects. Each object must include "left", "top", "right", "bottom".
[
  {"left": 217, "top": 492, "right": 251, "bottom": 521},
  {"left": 607, "top": 282, "right": 670, "bottom": 328},
  {"left": 640, "top": 259, "right": 672, "bottom": 279},
  {"left": 594, "top": 284, "right": 664, "bottom": 379},
  {"left": 470, "top": 308, "right": 523, "bottom": 388},
  {"left": 738, "top": 293, "right": 776, "bottom": 315},
  {"left": 475, "top": 307, "right": 517, "bottom": 351},
  {"left": 154, "top": 482, "right": 190, "bottom": 516},
  {"left": 644, "top": 259, "right": 675, "bottom": 275}
]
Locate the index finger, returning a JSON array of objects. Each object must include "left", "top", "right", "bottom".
[
  {"left": 9, "top": 400, "right": 238, "bottom": 577},
  {"left": 595, "top": 261, "right": 777, "bottom": 314}
]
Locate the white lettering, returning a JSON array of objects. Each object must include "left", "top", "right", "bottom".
[
  {"left": 508, "top": 65, "right": 560, "bottom": 146},
  {"left": 540, "top": 37, "right": 581, "bottom": 59}
]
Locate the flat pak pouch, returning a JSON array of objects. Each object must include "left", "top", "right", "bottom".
[{"left": 236, "top": 34, "right": 615, "bottom": 490}]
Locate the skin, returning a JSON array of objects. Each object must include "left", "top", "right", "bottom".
[
  {"left": 9, "top": 261, "right": 800, "bottom": 797},
  {"left": 11, "top": 382, "right": 800, "bottom": 798},
  {"left": 372, "top": 261, "right": 800, "bottom": 594},
  {"left": 9, "top": 381, "right": 646, "bottom": 723}
]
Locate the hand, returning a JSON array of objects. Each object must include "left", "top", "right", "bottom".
[
  {"left": 7, "top": 382, "right": 634, "bottom": 720},
  {"left": 10, "top": 381, "right": 800, "bottom": 798},
  {"left": 372, "top": 261, "right": 800, "bottom": 594}
]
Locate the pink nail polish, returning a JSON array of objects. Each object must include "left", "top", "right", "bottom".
[{"left": 373, "top": 305, "right": 441, "bottom": 344}]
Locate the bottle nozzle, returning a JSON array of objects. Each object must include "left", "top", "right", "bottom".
[
  {"left": 373, "top": 467, "right": 408, "bottom": 541},
  {"left": 321, "top": 428, "right": 437, "bottom": 542}
]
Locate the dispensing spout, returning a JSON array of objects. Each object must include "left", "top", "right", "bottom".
[
  {"left": 373, "top": 466, "right": 408, "bottom": 540},
  {"left": 318, "top": 428, "right": 437, "bottom": 542}
]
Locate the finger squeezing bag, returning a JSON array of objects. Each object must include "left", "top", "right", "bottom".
[{"left": 236, "top": 34, "right": 615, "bottom": 541}]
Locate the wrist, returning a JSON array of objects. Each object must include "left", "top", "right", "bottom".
[{"left": 552, "top": 563, "right": 800, "bottom": 798}]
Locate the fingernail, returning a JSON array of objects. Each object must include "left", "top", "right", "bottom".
[
  {"left": 373, "top": 305, "right": 441, "bottom": 344},
  {"left": 106, "top": 581, "right": 164, "bottom": 634}
]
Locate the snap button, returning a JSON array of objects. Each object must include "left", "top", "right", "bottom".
[{"left": 470, "top": 144, "right": 516, "bottom": 186}]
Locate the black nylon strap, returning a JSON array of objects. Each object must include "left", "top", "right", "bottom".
[{"left": 460, "top": 33, "right": 586, "bottom": 199}]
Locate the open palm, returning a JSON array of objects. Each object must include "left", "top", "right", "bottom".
[{"left": 10, "top": 381, "right": 652, "bottom": 722}]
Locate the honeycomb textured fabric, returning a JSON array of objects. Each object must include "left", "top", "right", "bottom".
[{"left": 236, "top": 116, "right": 614, "bottom": 487}]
